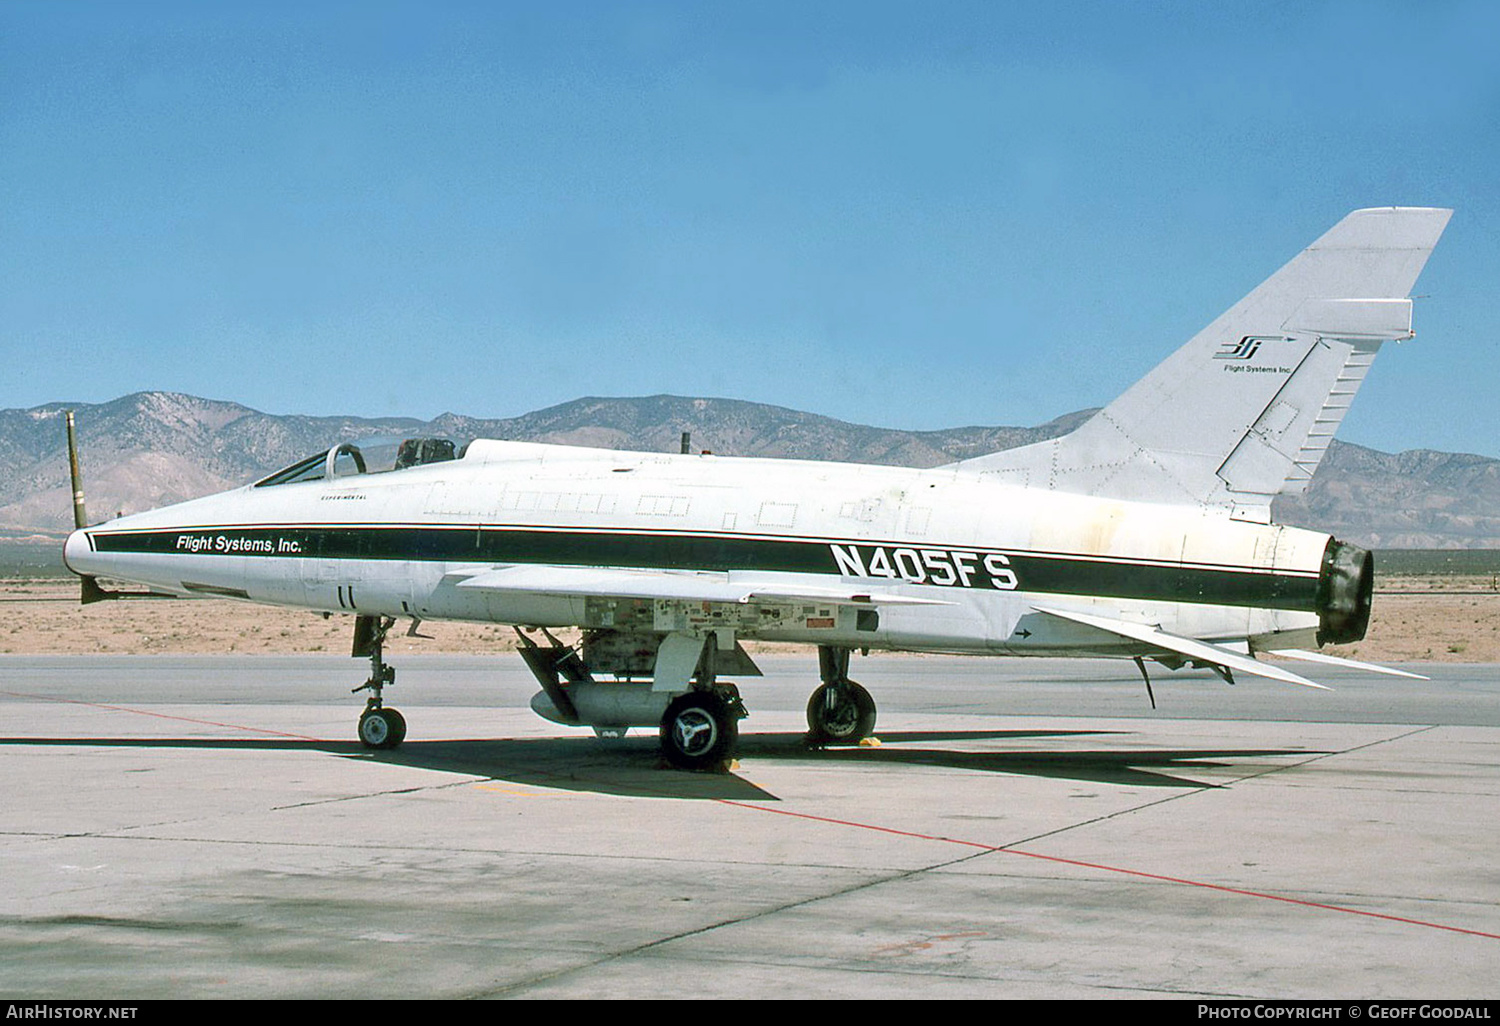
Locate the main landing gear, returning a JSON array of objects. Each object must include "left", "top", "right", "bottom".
[
  {"left": 806, "top": 645, "right": 877, "bottom": 745},
  {"left": 656, "top": 635, "right": 746, "bottom": 771},
  {"left": 656, "top": 643, "right": 876, "bottom": 765},
  {"left": 660, "top": 689, "right": 740, "bottom": 771},
  {"left": 338, "top": 621, "right": 879, "bottom": 761},
  {"left": 352, "top": 614, "right": 406, "bottom": 749}
]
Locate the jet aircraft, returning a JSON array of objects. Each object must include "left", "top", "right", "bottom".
[{"left": 63, "top": 207, "right": 1451, "bottom": 768}]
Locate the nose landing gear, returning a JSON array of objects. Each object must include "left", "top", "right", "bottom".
[{"left": 352, "top": 614, "right": 405, "bottom": 749}]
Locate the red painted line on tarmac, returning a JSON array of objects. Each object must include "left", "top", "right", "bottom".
[
  {"left": 8, "top": 688, "right": 1493, "bottom": 942},
  {"left": 718, "top": 799, "right": 1500, "bottom": 942},
  {"left": 0, "top": 689, "right": 325, "bottom": 742},
  {"left": 718, "top": 799, "right": 995, "bottom": 849}
]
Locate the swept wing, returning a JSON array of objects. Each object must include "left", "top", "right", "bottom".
[{"left": 449, "top": 564, "right": 951, "bottom": 607}]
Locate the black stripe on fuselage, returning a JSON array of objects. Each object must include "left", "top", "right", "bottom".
[{"left": 89, "top": 524, "right": 1321, "bottom": 611}]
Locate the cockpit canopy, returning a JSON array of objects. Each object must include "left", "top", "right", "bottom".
[{"left": 254, "top": 436, "right": 461, "bottom": 488}]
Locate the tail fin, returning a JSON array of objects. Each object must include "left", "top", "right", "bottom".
[{"left": 957, "top": 207, "right": 1452, "bottom": 520}]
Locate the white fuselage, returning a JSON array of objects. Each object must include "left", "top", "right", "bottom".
[{"left": 63, "top": 439, "right": 1330, "bottom": 657}]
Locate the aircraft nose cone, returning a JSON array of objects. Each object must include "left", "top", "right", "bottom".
[{"left": 62, "top": 528, "right": 92, "bottom": 576}]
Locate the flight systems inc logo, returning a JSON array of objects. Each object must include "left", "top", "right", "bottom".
[
  {"left": 1216, "top": 335, "right": 1275, "bottom": 360},
  {"left": 1215, "top": 335, "right": 1297, "bottom": 374}
]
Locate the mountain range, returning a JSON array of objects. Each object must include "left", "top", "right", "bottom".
[{"left": 2, "top": 391, "right": 1496, "bottom": 548}]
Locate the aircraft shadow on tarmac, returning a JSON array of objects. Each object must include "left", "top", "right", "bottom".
[{"left": 0, "top": 729, "right": 1324, "bottom": 800}]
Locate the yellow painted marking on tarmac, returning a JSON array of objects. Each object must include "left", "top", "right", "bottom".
[
  {"left": 471, "top": 783, "right": 574, "bottom": 799},
  {"left": 873, "top": 931, "right": 988, "bottom": 957}
]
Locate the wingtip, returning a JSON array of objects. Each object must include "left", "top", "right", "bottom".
[
  {"left": 1264, "top": 648, "right": 1429, "bottom": 681},
  {"left": 1346, "top": 205, "right": 1453, "bottom": 218}
]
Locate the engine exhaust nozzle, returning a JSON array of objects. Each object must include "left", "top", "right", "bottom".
[{"left": 1317, "top": 538, "right": 1374, "bottom": 646}]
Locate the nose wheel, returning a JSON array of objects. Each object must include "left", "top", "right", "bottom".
[{"left": 358, "top": 705, "right": 406, "bottom": 749}]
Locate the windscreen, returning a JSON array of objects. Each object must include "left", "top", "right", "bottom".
[{"left": 254, "top": 437, "right": 460, "bottom": 487}]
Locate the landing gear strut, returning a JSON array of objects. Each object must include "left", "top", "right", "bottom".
[
  {"left": 806, "top": 645, "right": 876, "bottom": 745},
  {"left": 352, "top": 614, "right": 406, "bottom": 749}
]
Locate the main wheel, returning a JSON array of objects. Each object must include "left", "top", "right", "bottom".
[
  {"left": 660, "top": 692, "right": 737, "bottom": 770},
  {"left": 358, "top": 707, "right": 406, "bottom": 749},
  {"left": 806, "top": 681, "right": 876, "bottom": 743}
]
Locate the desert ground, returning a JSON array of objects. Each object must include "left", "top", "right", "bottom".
[{"left": 2, "top": 574, "right": 1497, "bottom": 662}]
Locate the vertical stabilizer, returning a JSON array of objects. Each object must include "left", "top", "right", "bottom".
[{"left": 957, "top": 207, "right": 1452, "bottom": 518}]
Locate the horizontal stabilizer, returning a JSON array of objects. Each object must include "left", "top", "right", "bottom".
[
  {"left": 1264, "top": 648, "right": 1428, "bottom": 680},
  {"left": 1032, "top": 605, "right": 1329, "bottom": 689},
  {"left": 450, "top": 564, "right": 951, "bottom": 607}
]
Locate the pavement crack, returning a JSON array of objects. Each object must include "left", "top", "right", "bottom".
[
  {"left": 990, "top": 724, "right": 1442, "bottom": 852},
  {"left": 469, "top": 847, "right": 994, "bottom": 999},
  {"left": 268, "top": 778, "right": 482, "bottom": 810}
]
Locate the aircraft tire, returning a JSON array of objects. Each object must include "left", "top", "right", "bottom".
[
  {"left": 358, "top": 707, "right": 406, "bottom": 749},
  {"left": 660, "top": 692, "right": 737, "bottom": 770},
  {"left": 384, "top": 707, "right": 407, "bottom": 747},
  {"left": 806, "top": 681, "right": 876, "bottom": 743}
]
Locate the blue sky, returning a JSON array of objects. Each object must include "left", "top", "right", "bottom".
[{"left": 3, "top": 1, "right": 1497, "bottom": 456}]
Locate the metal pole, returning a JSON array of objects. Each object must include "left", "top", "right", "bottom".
[{"left": 65, "top": 410, "right": 88, "bottom": 529}]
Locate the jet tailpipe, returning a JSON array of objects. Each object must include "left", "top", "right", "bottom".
[{"left": 1316, "top": 538, "right": 1374, "bottom": 646}]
